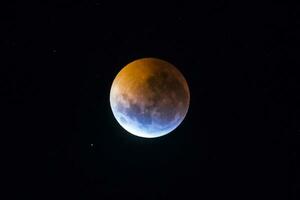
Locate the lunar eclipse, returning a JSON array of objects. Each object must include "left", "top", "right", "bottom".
[{"left": 110, "top": 58, "right": 190, "bottom": 138}]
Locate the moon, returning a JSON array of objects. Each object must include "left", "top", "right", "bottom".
[{"left": 110, "top": 58, "right": 190, "bottom": 138}]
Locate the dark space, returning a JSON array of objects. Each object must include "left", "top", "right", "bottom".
[{"left": 2, "top": 1, "right": 300, "bottom": 199}]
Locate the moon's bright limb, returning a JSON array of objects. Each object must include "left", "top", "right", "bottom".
[{"left": 110, "top": 58, "right": 190, "bottom": 138}]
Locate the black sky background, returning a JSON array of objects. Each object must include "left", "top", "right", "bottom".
[{"left": 2, "top": 1, "right": 300, "bottom": 199}]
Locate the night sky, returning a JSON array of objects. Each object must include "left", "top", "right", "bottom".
[{"left": 3, "top": 1, "right": 300, "bottom": 199}]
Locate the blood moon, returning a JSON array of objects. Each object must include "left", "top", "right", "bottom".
[{"left": 110, "top": 58, "right": 190, "bottom": 138}]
